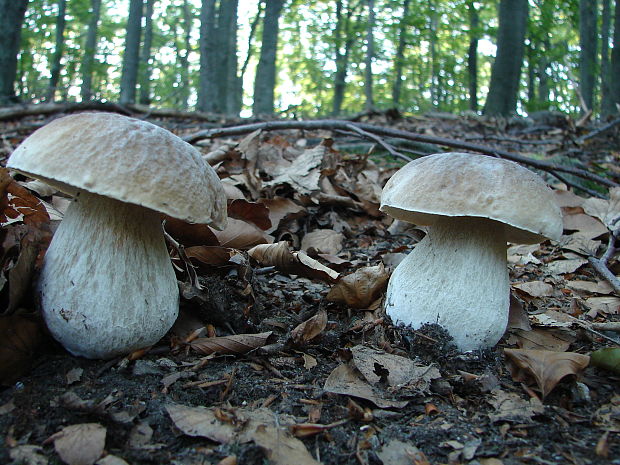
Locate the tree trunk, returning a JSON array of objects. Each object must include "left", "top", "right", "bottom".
[
  {"left": 611, "top": 0, "right": 620, "bottom": 113},
  {"left": 240, "top": 2, "right": 264, "bottom": 80},
  {"left": 139, "top": 0, "right": 155, "bottom": 105},
  {"left": 80, "top": 0, "right": 102, "bottom": 101},
  {"left": 222, "top": 0, "right": 240, "bottom": 115},
  {"left": 579, "top": 0, "right": 598, "bottom": 112},
  {"left": 428, "top": 0, "right": 439, "bottom": 107},
  {"left": 483, "top": 0, "right": 528, "bottom": 116},
  {"left": 601, "top": 0, "right": 613, "bottom": 116},
  {"left": 0, "top": 0, "right": 29, "bottom": 104},
  {"left": 467, "top": 1, "right": 479, "bottom": 112},
  {"left": 392, "top": 0, "right": 410, "bottom": 108},
  {"left": 197, "top": 0, "right": 217, "bottom": 112},
  {"left": 176, "top": 0, "right": 192, "bottom": 109},
  {"left": 46, "top": 0, "right": 67, "bottom": 102},
  {"left": 332, "top": 0, "right": 356, "bottom": 116},
  {"left": 119, "top": 0, "right": 143, "bottom": 105},
  {"left": 252, "top": 0, "right": 285, "bottom": 116},
  {"left": 363, "top": 0, "right": 375, "bottom": 111}
]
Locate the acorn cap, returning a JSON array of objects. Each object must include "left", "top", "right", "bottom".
[
  {"left": 380, "top": 152, "right": 562, "bottom": 244},
  {"left": 7, "top": 112, "right": 227, "bottom": 229}
]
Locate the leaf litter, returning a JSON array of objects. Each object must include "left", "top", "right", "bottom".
[{"left": 0, "top": 112, "right": 620, "bottom": 464}]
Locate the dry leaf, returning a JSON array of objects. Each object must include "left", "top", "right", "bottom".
[
  {"left": 584, "top": 296, "right": 620, "bottom": 316},
  {"left": 212, "top": 217, "right": 273, "bottom": 249},
  {"left": 590, "top": 348, "right": 620, "bottom": 374},
  {"left": 9, "top": 445, "right": 48, "bottom": 465},
  {"left": 376, "top": 439, "right": 430, "bottom": 465},
  {"left": 189, "top": 332, "right": 273, "bottom": 355},
  {"left": 327, "top": 264, "right": 389, "bottom": 309},
  {"left": 0, "top": 168, "right": 50, "bottom": 229},
  {"left": 582, "top": 187, "right": 620, "bottom": 230},
  {"left": 264, "top": 144, "right": 326, "bottom": 195},
  {"left": 301, "top": 229, "right": 344, "bottom": 255},
  {"left": 227, "top": 199, "right": 272, "bottom": 230},
  {"left": 258, "top": 197, "right": 306, "bottom": 233},
  {"left": 164, "top": 217, "right": 219, "bottom": 247},
  {"left": 95, "top": 455, "right": 130, "bottom": 465},
  {"left": 248, "top": 241, "right": 339, "bottom": 282},
  {"left": 488, "top": 389, "right": 544, "bottom": 423},
  {"left": 0, "top": 314, "right": 45, "bottom": 385},
  {"left": 562, "top": 213, "right": 608, "bottom": 239},
  {"left": 290, "top": 309, "right": 327, "bottom": 344},
  {"left": 323, "top": 363, "right": 407, "bottom": 409},
  {"left": 185, "top": 246, "right": 243, "bottom": 268},
  {"left": 166, "top": 404, "right": 237, "bottom": 443},
  {"left": 565, "top": 280, "right": 613, "bottom": 295},
  {"left": 544, "top": 258, "right": 588, "bottom": 275},
  {"left": 51, "top": 423, "right": 106, "bottom": 465},
  {"left": 553, "top": 189, "right": 585, "bottom": 208},
  {"left": 510, "top": 328, "right": 575, "bottom": 351},
  {"left": 504, "top": 348, "right": 590, "bottom": 398},
  {"left": 512, "top": 281, "right": 554, "bottom": 298}
]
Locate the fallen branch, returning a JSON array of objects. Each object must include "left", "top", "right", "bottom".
[
  {"left": 588, "top": 219, "right": 620, "bottom": 296},
  {"left": 591, "top": 322, "right": 620, "bottom": 332},
  {"left": 578, "top": 117, "right": 620, "bottom": 144},
  {"left": 184, "top": 119, "right": 617, "bottom": 192}
]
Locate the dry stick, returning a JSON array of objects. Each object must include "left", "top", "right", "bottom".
[
  {"left": 184, "top": 120, "right": 618, "bottom": 190},
  {"left": 588, "top": 226, "right": 620, "bottom": 295},
  {"left": 578, "top": 116, "right": 620, "bottom": 144},
  {"left": 550, "top": 171, "right": 604, "bottom": 199},
  {"left": 342, "top": 123, "right": 411, "bottom": 162},
  {"left": 591, "top": 322, "right": 620, "bottom": 332}
]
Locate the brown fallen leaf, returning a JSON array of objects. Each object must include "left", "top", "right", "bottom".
[
  {"left": 582, "top": 187, "right": 620, "bottom": 230},
  {"left": 487, "top": 389, "right": 544, "bottom": 423},
  {"left": 301, "top": 229, "right": 344, "bottom": 256},
  {"left": 327, "top": 264, "right": 389, "bottom": 309},
  {"left": 258, "top": 197, "right": 307, "bottom": 234},
  {"left": 0, "top": 314, "right": 45, "bottom": 385},
  {"left": 248, "top": 241, "right": 339, "bottom": 282},
  {"left": 164, "top": 216, "right": 219, "bottom": 247},
  {"left": 227, "top": 198, "right": 272, "bottom": 230},
  {"left": 49, "top": 423, "right": 106, "bottom": 465},
  {"left": 189, "top": 332, "right": 273, "bottom": 355},
  {"left": 512, "top": 281, "right": 554, "bottom": 298},
  {"left": 290, "top": 309, "right": 327, "bottom": 345},
  {"left": 504, "top": 348, "right": 590, "bottom": 398},
  {"left": 289, "top": 419, "right": 348, "bottom": 438},
  {"left": 212, "top": 217, "right": 273, "bottom": 249},
  {"left": 376, "top": 439, "right": 430, "bottom": 465},
  {"left": 0, "top": 168, "right": 51, "bottom": 230},
  {"left": 185, "top": 246, "right": 244, "bottom": 268}
]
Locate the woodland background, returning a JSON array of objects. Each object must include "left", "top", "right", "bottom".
[{"left": 0, "top": 0, "right": 618, "bottom": 119}]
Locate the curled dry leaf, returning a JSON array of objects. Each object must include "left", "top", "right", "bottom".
[
  {"left": 227, "top": 199, "right": 272, "bottom": 230},
  {"left": 189, "top": 332, "right": 273, "bottom": 355},
  {"left": 212, "top": 217, "right": 273, "bottom": 249},
  {"left": 327, "top": 264, "right": 389, "bottom": 309},
  {"left": 290, "top": 309, "right": 327, "bottom": 345},
  {"left": 50, "top": 423, "right": 106, "bottom": 465},
  {"left": 301, "top": 229, "right": 344, "bottom": 255},
  {"left": 582, "top": 187, "right": 620, "bottom": 230},
  {"left": 504, "top": 348, "right": 590, "bottom": 398},
  {"left": 248, "top": 241, "right": 339, "bottom": 283}
]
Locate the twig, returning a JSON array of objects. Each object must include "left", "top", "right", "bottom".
[
  {"left": 549, "top": 171, "right": 606, "bottom": 199},
  {"left": 343, "top": 123, "right": 412, "bottom": 162},
  {"left": 566, "top": 314, "right": 620, "bottom": 346},
  {"left": 588, "top": 223, "right": 620, "bottom": 295},
  {"left": 465, "top": 134, "right": 563, "bottom": 146},
  {"left": 184, "top": 120, "right": 618, "bottom": 191},
  {"left": 591, "top": 322, "right": 620, "bottom": 332},
  {"left": 578, "top": 117, "right": 620, "bottom": 144}
]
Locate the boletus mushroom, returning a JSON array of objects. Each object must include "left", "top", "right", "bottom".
[
  {"left": 380, "top": 152, "right": 562, "bottom": 351},
  {"left": 7, "top": 112, "right": 227, "bottom": 358}
]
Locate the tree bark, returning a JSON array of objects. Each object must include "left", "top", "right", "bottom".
[
  {"left": 0, "top": 0, "right": 29, "bottom": 104},
  {"left": 579, "top": 0, "right": 598, "bottom": 112},
  {"left": 119, "top": 0, "right": 143, "bottom": 105},
  {"left": 483, "top": 0, "right": 528, "bottom": 116},
  {"left": 428, "top": 0, "right": 439, "bottom": 106},
  {"left": 611, "top": 0, "right": 620, "bottom": 113},
  {"left": 363, "top": 0, "right": 375, "bottom": 111},
  {"left": 176, "top": 0, "right": 192, "bottom": 109},
  {"left": 392, "top": 0, "right": 410, "bottom": 108},
  {"left": 467, "top": 1, "right": 479, "bottom": 112},
  {"left": 601, "top": 0, "right": 613, "bottom": 116},
  {"left": 46, "top": 0, "right": 67, "bottom": 102},
  {"left": 139, "top": 0, "right": 155, "bottom": 105},
  {"left": 332, "top": 0, "right": 356, "bottom": 116},
  {"left": 198, "top": 0, "right": 217, "bottom": 112},
  {"left": 222, "top": 0, "right": 240, "bottom": 115},
  {"left": 253, "top": 0, "right": 285, "bottom": 116},
  {"left": 80, "top": 0, "right": 102, "bottom": 101}
]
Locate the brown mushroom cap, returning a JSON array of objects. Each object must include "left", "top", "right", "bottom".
[
  {"left": 380, "top": 152, "right": 562, "bottom": 244},
  {"left": 7, "top": 112, "right": 227, "bottom": 229}
]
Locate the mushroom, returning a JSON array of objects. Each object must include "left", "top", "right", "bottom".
[
  {"left": 7, "top": 112, "right": 227, "bottom": 358},
  {"left": 380, "top": 152, "right": 562, "bottom": 351}
]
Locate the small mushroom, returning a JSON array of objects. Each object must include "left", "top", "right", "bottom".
[
  {"left": 380, "top": 152, "right": 562, "bottom": 351},
  {"left": 7, "top": 112, "right": 227, "bottom": 358}
]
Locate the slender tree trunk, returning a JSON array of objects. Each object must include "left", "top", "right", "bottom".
[
  {"left": 611, "top": 0, "right": 620, "bottom": 113},
  {"left": 176, "top": 0, "right": 192, "bottom": 109},
  {"left": 483, "top": 0, "right": 528, "bottom": 116},
  {"left": 0, "top": 0, "right": 29, "bottom": 104},
  {"left": 119, "top": 0, "right": 143, "bottom": 104},
  {"left": 428, "top": 0, "right": 439, "bottom": 107},
  {"left": 526, "top": 44, "right": 536, "bottom": 106},
  {"left": 46, "top": 0, "right": 67, "bottom": 102},
  {"left": 601, "top": 0, "right": 613, "bottom": 116},
  {"left": 240, "top": 2, "right": 264, "bottom": 80},
  {"left": 198, "top": 0, "right": 217, "bottom": 112},
  {"left": 223, "top": 0, "right": 240, "bottom": 115},
  {"left": 139, "top": 0, "right": 155, "bottom": 105},
  {"left": 81, "top": 0, "right": 102, "bottom": 101},
  {"left": 538, "top": 38, "right": 551, "bottom": 107},
  {"left": 252, "top": 0, "right": 285, "bottom": 116},
  {"left": 332, "top": 0, "right": 355, "bottom": 115},
  {"left": 467, "top": 1, "right": 479, "bottom": 112},
  {"left": 392, "top": 0, "right": 410, "bottom": 108},
  {"left": 363, "top": 0, "right": 375, "bottom": 110},
  {"left": 579, "top": 0, "right": 598, "bottom": 112}
]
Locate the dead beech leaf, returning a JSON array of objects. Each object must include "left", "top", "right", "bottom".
[
  {"left": 544, "top": 258, "right": 588, "bottom": 275},
  {"left": 166, "top": 404, "right": 237, "bottom": 443},
  {"left": 189, "top": 332, "right": 273, "bottom": 355},
  {"left": 0, "top": 168, "right": 50, "bottom": 229},
  {"left": 301, "top": 229, "right": 344, "bottom": 255},
  {"left": 0, "top": 314, "right": 45, "bottom": 385},
  {"left": 50, "top": 423, "right": 106, "bottom": 465},
  {"left": 377, "top": 439, "right": 430, "bottom": 465},
  {"left": 562, "top": 213, "right": 608, "bottom": 239},
  {"left": 212, "top": 217, "right": 273, "bottom": 249},
  {"left": 565, "top": 280, "right": 614, "bottom": 295},
  {"left": 323, "top": 363, "right": 407, "bottom": 409},
  {"left": 504, "top": 348, "right": 590, "bottom": 398},
  {"left": 164, "top": 216, "right": 219, "bottom": 247},
  {"left": 488, "top": 389, "right": 544, "bottom": 423},
  {"left": 264, "top": 144, "right": 326, "bottom": 195},
  {"left": 584, "top": 296, "right": 620, "bottom": 316},
  {"left": 95, "top": 455, "right": 130, "bottom": 465},
  {"left": 290, "top": 309, "right": 327, "bottom": 344},
  {"left": 248, "top": 241, "right": 339, "bottom": 282},
  {"left": 327, "top": 264, "right": 389, "bottom": 309},
  {"left": 227, "top": 199, "right": 272, "bottom": 230},
  {"left": 510, "top": 328, "right": 575, "bottom": 351},
  {"left": 258, "top": 197, "right": 306, "bottom": 233},
  {"left": 512, "top": 281, "right": 554, "bottom": 298},
  {"left": 582, "top": 187, "right": 620, "bottom": 230},
  {"left": 185, "top": 246, "right": 242, "bottom": 268}
]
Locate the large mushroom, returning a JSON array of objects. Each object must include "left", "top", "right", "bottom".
[
  {"left": 7, "top": 112, "right": 227, "bottom": 359},
  {"left": 380, "top": 152, "right": 562, "bottom": 351}
]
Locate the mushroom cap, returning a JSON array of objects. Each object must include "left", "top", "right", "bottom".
[
  {"left": 7, "top": 112, "right": 227, "bottom": 229},
  {"left": 380, "top": 152, "right": 562, "bottom": 244}
]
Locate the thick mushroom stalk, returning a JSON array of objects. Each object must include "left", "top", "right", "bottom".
[
  {"left": 39, "top": 192, "right": 179, "bottom": 359},
  {"left": 385, "top": 216, "right": 509, "bottom": 351}
]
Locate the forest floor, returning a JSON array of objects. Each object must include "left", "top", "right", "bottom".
[{"left": 0, "top": 107, "right": 619, "bottom": 465}]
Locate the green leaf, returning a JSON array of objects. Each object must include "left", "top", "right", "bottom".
[{"left": 590, "top": 348, "right": 620, "bottom": 375}]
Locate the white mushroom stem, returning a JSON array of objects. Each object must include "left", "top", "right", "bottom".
[
  {"left": 39, "top": 191, "right": 179, "bottom": 359},
  {"left": 385, "top": 216, "right": 509, "bottom": 351}
]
